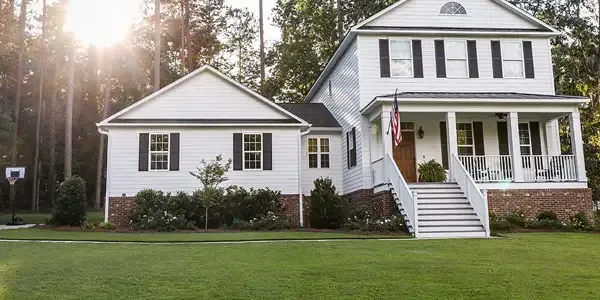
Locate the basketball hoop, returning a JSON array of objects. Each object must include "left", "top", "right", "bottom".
[{"left": 7, "top": 177, "right": 18, "bottom": 185}]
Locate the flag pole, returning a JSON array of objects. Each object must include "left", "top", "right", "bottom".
[{"left": 386, "top": 89, "right": 398, "bottom": 135}]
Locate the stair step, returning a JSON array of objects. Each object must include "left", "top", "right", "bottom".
[
  {"left": 418, "top": 208, "right": 476, "bottom": 215},
  {"left": 408, "top": 183, "right": 459, "bottom": 189},
  {"left": 418, "top": 225, "right": 485, "bottom": 233},
  {"left": 417, "top": 193, "right": 467, "bottom": 199},
  {"left": 418, "top": 203, "right": 473, "bottom": 210},
  {"left": 411, "top": 188, "right": 462, "bottom": 194},
  {"left": 419, "top": 214, "right": 478, "bottom": 221},
  {"left": 418, "top": 231, "right": 487, "bottom": 238},
  {"left": 419, "top": 219, "right": 483, "bottom": 226},
  {"left": 417, "top": 198, "right": 469, "bottom": 204}
]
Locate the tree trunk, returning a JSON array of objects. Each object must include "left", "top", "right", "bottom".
[
  {"left": 94, "top": 48, "right": 113, "bottom": 210},
  {"left": 64, "top": 39, "right": 75, "bottom": 179},
  {"left": 32, "top": 0, "right": 47, "bottom": 211},
  {"left": 181, "top": 0, "right": 186, "bottom": 73},
  {"left": 154, "top": 0, "right": 161, "bottom": 92},
  {"left": 185, "top": 0, "right": 193, "bottom": 70},
  {"left": 205, "top": 206, "right": 208, "bottom": 230},
  {"left": 259, "top": 0, "right": 265, "bottom": 85},
  {"left": 48, "top": 49, "right": 60, "bottom": 206},
  {"left": 337, "top": 0, "right": 343, "bottom": 43},
  {"left": 9, "top": 0, "right": 27, "bottom": 213}
]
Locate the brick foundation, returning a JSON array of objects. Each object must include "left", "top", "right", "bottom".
[
  {"left": 108, "top": 197, "right": 136, "bottom": 227},
  {"left": 487, "top": 188, "right": 593, "bottom": 220},
  {"left": 344, "top": 189, "right": 396, "bottom": 218},
  {"left": 280, "top": 194, "right": 307, "bottom": 227}
]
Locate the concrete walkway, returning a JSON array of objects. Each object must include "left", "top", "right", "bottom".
[{"left": 0, "top": 224, "right": 37, "bottom": 230}]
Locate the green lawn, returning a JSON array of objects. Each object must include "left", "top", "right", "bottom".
[
  {"left": 0, "top": 228, "right": 406, "bottom": 242},
  {"left": 0, "top": 211, "right": 104, "bottom": 224},
  {"left": 0, "top": 233, "right": 599, "bottom": 299}
]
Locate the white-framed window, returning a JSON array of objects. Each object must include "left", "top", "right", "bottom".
[
  {"left": 150, "top": 133, "right": 169, "bottom": 171},
  {"left": 457, "top": 123, "right": 474, "bottom": 156},
  {"left": 308, "top": 138, "right": 330, "bottom": 169},
  {"left": 440, "top": 2, "right": 467, "bottom": 15},
  {"left": 243, "top": 133, "right": 262, "bottom": 170},
  {"left": 445, "top": 40, "right": 468, "bottom": 78},
  {"left": 501, "top": 41, "right": 525, "bottom": 78},
  {"left": 518, "top": 123, "right": 531, "bottom": 155},
  {"left": 390, "top": 40, "right": 413, "bottom": 77}
]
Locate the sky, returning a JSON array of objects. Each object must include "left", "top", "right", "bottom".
[{"left": 228, "top": 0, "right": 281, "bottom": 42}]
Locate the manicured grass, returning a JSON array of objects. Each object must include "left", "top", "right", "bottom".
[
  {"left": 0, "top": 228, "right": 406, "bottom": 242},
  {"left": 0, "top": 211, "right": 104, "bottom": 224},
  {"left": 0, "top": 233, "right": 599, "bottom": 299}
]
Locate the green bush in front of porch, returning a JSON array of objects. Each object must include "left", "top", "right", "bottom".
[
  {"left": 418, "top": 160, "right": 447, "bottom": 182},
  {"left": 490, "top": 210, "right": 600, "bottom": 232}
]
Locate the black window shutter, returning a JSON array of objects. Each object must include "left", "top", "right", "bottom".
[
  {"left": 439, "top": 122, "right": 448, "bottom": 169},
  {"left": 530, "top": 122, "right": 542, "bottom": 155},
  {"left": 467, "top": 40, "right": 479, "bottom": 78},
  {"left": 379, "top": 39, "right": 390, "bottom": 78},
  {"left": 346, "top": 131, "right": 350, "bottom": 169},
  {"left": 497, "top": 122, "right": 509, "bottom": 155},
  {"left": 169, "top": 133, "right": 180, "bottom": 171},
  {"left": 351, "top": 127, "right": 357, "bottom": 167},
  {"left": 139, "top": 133, "right": 149, "bottom": 171},
  {"left": 412, "top": 40, "right": 424, "bottom": 78},
  {"left": 473, "top": 122, "right": 485, "bottom": 155},
  {"left": 434, "top": 40, "right": 446, "bottom": 78},
  {"left": 263, "top": 133, "right": 272, "bottom": 170},
  {"left": 491, "top": 41, "right": 503, "bottom": 78},
  {"left": 523, "top": 41, "right": 535, "bottom": 78},
  {"left": 233, "top": 133, "right": 243, "bottom": 171}
]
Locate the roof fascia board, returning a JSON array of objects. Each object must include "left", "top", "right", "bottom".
[
  {"left": 97, "top": 122, "right": 310, "bottom": 128},
  {"left": 353, "top": 29, "right": 557, "bottom": 37}
]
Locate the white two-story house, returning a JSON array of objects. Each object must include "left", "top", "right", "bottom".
[{"left": 304, "top": 0, "right": 592, "bottom": 237}]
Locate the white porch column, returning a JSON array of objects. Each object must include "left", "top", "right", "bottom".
[
  {"left": 507, "top": 112, "right": 524, "bottom": 182},
  {"left": 545, "top": 119, "right": 561, "bottom": 156},
  {"left": 381, "top": 112, "right": 393, "bottom": 158},
  {"left": 569, "top": 111, "right": 588, "bottom": 182},
  {"left": 446, "top": 112, "right": 458, "bottom": 181}
]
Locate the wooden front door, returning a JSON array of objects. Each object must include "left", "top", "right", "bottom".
[{"left": 393, "top": 131, "right": 417, "bottom": 182}]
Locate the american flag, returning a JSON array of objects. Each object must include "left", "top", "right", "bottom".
[{"left": 391, "top": 89, "right": 402, "bottom": 146}]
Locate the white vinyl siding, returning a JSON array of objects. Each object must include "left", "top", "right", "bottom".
[
  {"left": 107, "top": 127, "right": 300, "bottom": 196},
  {"left": 119, "top": 71, "right": 288, "bottom": 120},
  {"left": 365, "top": 0, "right": 540, "bottom": 29},
  {"left": 358, "top": 35, "right": 554, "bottom": 109},
  {"left": 307, "top": 41, "right": 359, "bottom": 194}
]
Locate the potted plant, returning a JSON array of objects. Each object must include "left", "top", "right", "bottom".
[{"left": 418, "top": 160, "right": 447, "bottom": 182}]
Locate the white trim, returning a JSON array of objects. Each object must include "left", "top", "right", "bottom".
[
  {"left": 308, "top": 137, "right": 331, "bottom": 169},
  {"left": 148, "top": 133, "right": 171, "bottom": 172},
  {"left": 97, "top": 122, "right": 307, "bottom": 128},
  {"left": 389, "top": 39, "right": 413, "bottom": 78},
  {"left": 478, "top": 182, "right": 588, "bottom": 190},
  {"left": 517, "top": 122, "right": 532, "bottom": 155},
  {"left": 456, "top": 122, "right": 475, "bottom": 155},
  {"left": 99, "top": 65, "right": 309, "bottom": 126},
  {"left": 242, "top": 133, "right": 263, "bottom": 171},
  {"left": 104, "top": 131, "right": 111, "bottom": 223},
  {"left": 353, "top": 29, "right": 558, "bottom": 37},
  {"left": 444, "top": 39, "right": 469, "bottom": 79}
]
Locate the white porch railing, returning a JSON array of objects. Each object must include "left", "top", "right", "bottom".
[
  {"left": 371, "top": 157, "right": 386, "bottom": 187},
  {"left": 386, "top": 153, "right": 418, "bottom": 237},
  {"left": 451, "top": 154, "right": 490, "bottom": 237},
  {"left": 522, "top": 155, "right": 577, "bottom": 182},
  {"left": 458, "top": 155, "right": 513, "bottom": 183}
]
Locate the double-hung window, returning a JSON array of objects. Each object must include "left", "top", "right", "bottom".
[
  {"left": 390, "top": 40, "right": 413, "bottom": 77},
  {"left": 457, "top": 123, "right": 474, "bottom": 156},
  {"left": 243, "top": 134, "right": 262, "bottom": 170},
  {"left": 501, "top": 41, "right": 525, "bottom": 78},
  {"left": 150, "top": 133, "right": 169, "bottom": 171},
  {"left": 308, "top": 138, "right": 330, "bottom": 169},
  {"left": 445, "top": 40, "right": 468, "bottom": 78},
  {"left": 518, "top": 123, "right": 532, "bottom": 155}
]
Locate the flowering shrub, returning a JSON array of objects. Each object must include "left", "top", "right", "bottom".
[
  {"left": 490, "top": 211, "right": 597, "bottom": 232},
  {"left": 133, "top": 189, "right": 193, "bottom": 231},
  {"left": 568, "top": 212, "right": 591, "bottom": 231},
  {"left": 343, "top": 211, "right": 406, "bottom": 232},
  {"left": 536, "top": 211, "right": 558, "bottom": 221},
  {"left": 231, "top": 211, "right": 292, "bottom": 230}
]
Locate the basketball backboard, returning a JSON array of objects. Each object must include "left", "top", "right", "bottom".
[{"left": 5, "top": 167, "right": 25, "bottom": 179}]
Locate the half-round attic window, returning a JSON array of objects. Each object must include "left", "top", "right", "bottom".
[{"left": 440, "top": 2, "right": 467, "bottom": 15}]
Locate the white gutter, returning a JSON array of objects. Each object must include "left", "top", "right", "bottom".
[
  {"left": 96, "top": 122, "right": 308, "bottom": 128},
  {"left": 97, "top": 127, "right": 110, "bottom": 222},
  {"left": 353, "top": 29, "right": 558, "bottom": 37},
  {"left": 297, "top": 127, "right": 311, "bottom": 227}
]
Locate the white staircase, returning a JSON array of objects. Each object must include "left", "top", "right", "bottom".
[{"left": 406, "top": 183, "right": 487, "bottom": 238}]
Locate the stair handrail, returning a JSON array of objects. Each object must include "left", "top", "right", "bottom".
[
  {"left": 451, "top": 154, "right": 490, "bottom": 237},
  {"left": 385, "top": 153, "right": 418, "bottom": 237}
]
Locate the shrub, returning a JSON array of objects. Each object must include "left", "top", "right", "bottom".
[
  {"left": 595, "top": 211, "right": 600, "bottom": 230},
  {"left": 238, "top": 188, "right": 281, "bottom": 221},
  {"left": 568, "top": 212, "right": 591, "bottom": 231},
  {"left": 193, "top": 187, "right": 225, "bottom": 230},
  {"left": 231, "top": 212, "right": 292, "bottom": 230},
  {"left": 310, "top": 178, "right": 344, "bottom": 229},
  {"left": 525, "top": 219, "right": 566, "bottom": 230},
  {"left": 51, "top": 176, "right": 87, "bottom": 226},
  {"left": 503, "top": 211, "right": 526, "bottom": 228},
  {"left": 343, "top": 211, "right": 406, "bottom": 232},
  {"left": 418, "top": 160, "right": 446, "bottom": 182},
  {"left": 100, "top": 221, "right": 115, "bottom": 230},
  {"left": 133, "top": 189, "right": 191, "bottom": 231},
  {"left": 536, "top": 211, "right": 558, "bottom": 221},
  {"left": 81, "top": 221, "right": 96, "bottom": 230}
]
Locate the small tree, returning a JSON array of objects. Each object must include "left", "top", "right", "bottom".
[
  {"left": 190, "top": 155, "right": 232, "bottom": 229},
  {"left": 310, "top": 177, "right": 344, "bottom": 229},
  {"left": 51, "top": 176, "right": 87, "bottom": 226}
]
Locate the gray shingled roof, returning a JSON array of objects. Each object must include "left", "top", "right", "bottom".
[
  {"left": 376, "top": 92, "right": 589, "bottom": 100},
  {"left": 279, "top": 103, "right": 341, "bottom": 128},
  {"left": 359, "top": 26, "right": 552, "bottom": 32}
]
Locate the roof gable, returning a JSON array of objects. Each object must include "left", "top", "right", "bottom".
[
  {"left": 100, "top": 66, "right": 307, "bottom": 126},
  {"left": 354, "top": 0, "right": 558, "bottom": 33}
]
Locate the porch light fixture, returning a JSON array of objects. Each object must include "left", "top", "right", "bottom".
[{"left": 418, "top": 127, "right": 425, "bottom": 139}]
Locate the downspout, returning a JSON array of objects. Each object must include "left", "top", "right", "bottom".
[
  {"left": 97, "top": 127, "right": 110, "bottom": 222},
  {"left": 298, "top": 127, "right": 311, "bottom": 227}
]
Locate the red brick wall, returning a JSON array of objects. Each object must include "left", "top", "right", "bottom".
[
  {"left": 279, "top": 194, "right": 306, "bottom": 227},
  {"left": 344, "top": 189, "right": 396, "bottom": 218},
  {"left": 487, "top": 188, "right": 593, "bottom": 220},
  {"left": 108, "top": 197, "right": 136, "bottom": 227}
]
